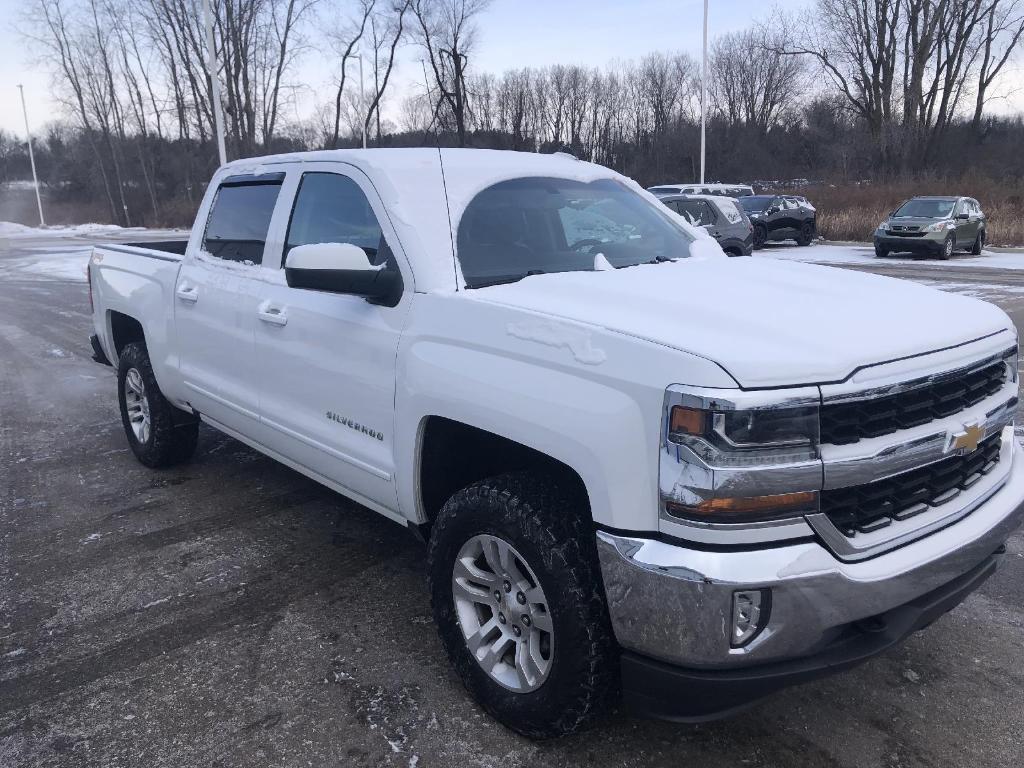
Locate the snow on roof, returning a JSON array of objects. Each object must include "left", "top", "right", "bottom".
[{"left": 217, "top": 148, "right": 708, "bottom": 292}]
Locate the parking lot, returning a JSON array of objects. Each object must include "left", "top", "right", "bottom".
[{"left": 2, "top": 231, "right": 1023, "bottom": 768}]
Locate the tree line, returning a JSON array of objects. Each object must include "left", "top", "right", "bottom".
[{"left": 4, "top": 0, "right": 1024, "bottom": 227}]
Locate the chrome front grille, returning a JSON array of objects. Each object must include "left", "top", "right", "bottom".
[
  {"left": 820, "top": 359, "right": 1008, "bottom": 445},
  {"left": 820, "top": 434, "right": 1002, "bottom": 535}
]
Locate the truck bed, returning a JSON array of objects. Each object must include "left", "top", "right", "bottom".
[{"left": 99, "top": 240, "right": 188, "bottom": 259}]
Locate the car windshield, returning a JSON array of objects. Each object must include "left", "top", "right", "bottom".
[
  {"left": 893, "top": 199, "right": 956, "bottom": 218},
  {"left": 457, "top": 177, "right": 694, "bottom": 288},
  {"left": 738, "top": 195, "right": 774, "bottom": 212},
  {"left": 648, "top": 186, "right": 681, "bottom": 195}
]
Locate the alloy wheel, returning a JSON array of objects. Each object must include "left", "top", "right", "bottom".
[
  {"left": 124, "top": 368, "right": 151, "bottom": 444},
  {"left": 451, "top": 533, "right": 554, "bottom": 693}
]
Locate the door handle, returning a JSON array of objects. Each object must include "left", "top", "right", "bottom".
[
  {"left": 176, "top": 284, "right": 198, "bottom": 303},
  {"left": 257, "top": 303, "right": 288, "bottom": 326}
]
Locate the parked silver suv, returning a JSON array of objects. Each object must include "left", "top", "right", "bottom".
[{"left": 875, "top": 196, "right": 986, "bottom": 259}]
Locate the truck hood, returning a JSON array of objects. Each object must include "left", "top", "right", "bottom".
[{"left": 468, "top": 257, "right": 1012, "bottom": 388}]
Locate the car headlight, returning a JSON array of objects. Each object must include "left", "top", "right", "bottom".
[
  {"left": 877, "top": 221, "right": 889, "bottom": 231},
  {"left": 924, "top": 220, "right": 955, "bottom": 232},
  {"left": 660, "top": 387, "right": 822, "bottom": 526}
]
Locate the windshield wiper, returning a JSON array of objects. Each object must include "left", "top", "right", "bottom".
[{"left": 467, "top": 270, "right": 547, "bottom": 289}]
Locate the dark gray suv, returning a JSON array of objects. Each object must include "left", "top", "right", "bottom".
[
  {"left": 659, "top": 194, "right": 754, "bottom": 256},
  {"left": 874, "top": 196, "right": 986, "bottom": 259}
]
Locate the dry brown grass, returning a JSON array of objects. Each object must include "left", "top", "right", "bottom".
[{"left": 779, "top": 177, "right": 1024, "bottom": 247}]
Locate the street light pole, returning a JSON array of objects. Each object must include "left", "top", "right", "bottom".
[
  {"left": 700, "top": 0, "right": 708, "bottom": 184},
  {"left": 17, "top": 85, "right": 45, "bottom": 227},
  {"left": 344, "top": 53, "right": 367, "bottom": 149},
  {"left": 359, "top": 54, "right": 366, "bottom": 149},
  {"left": 201, "top": 0, "right": 227, "bottom": 166}
]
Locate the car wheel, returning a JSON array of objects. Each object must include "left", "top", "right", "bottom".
[
  {"left": 939, "top": 234, "right": 954, "bottom": 260},
  {"left": 971, "top": 231, "right": 984, "bottom": 255},
  {"left": 427, "top": 472, "right": 618, "bottom": 739},
  {"left": 796, "top": 222, "right": 814, "bottom": 246},
  {"left": 117, "top": 342, "right": 199, "bottom": 468},
  {"left": 874, "top": 245, "right": 889, "bottom": 258},
  {"left": 752, "top": 225, "right": 767, "bottom": 249}
]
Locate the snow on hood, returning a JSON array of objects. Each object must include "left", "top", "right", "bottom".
[{"left": 465, "top": 256, "right": 1013, "bottom": 388}]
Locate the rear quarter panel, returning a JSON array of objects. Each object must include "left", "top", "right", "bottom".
[{"left": 90, "top": 245, "right": 187, "bottom": 406}]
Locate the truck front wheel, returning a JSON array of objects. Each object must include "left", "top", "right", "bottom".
[
  {"left": 117, "top": 342, "right": 198, "bottom": 468},
  {"left": 427, "top": 472, "right": 618, "bottom": 738}
]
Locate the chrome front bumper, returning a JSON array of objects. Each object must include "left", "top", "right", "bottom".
[{"left": 597, "top": 430, "right": 1024, "bottom": 669}]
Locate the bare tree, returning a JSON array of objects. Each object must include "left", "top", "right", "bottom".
[
  {"left": 328, "top": 0, "right": 374, "bottom": 148},
  {"left": 364, "top": 0, "right": 412, "bottom": 145},
  {"left": 411, "top": 0, "right": 492, "bottom": 146},
  {"left": 972, "top": 0, "right": 1024, "bottom": 138}
]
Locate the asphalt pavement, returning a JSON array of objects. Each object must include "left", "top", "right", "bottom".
[{"left": 1, "top": 233, "right": 1023, "bottom": 767}]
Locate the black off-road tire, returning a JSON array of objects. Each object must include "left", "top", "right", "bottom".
[
  {"left": 752, "top": 224, "right": 767, "bottom": 249},
  {"left": 117, "top": 342, "right": 199, "bottom": 468},
  {"left": 796, "top": 221, "right": 814, "bottom": 246},
  {"left": 971, "top": 230, "right": 984, "bottom": 255},
  {"left": 427, "top": 472, "right": 619, "bottom": 739}
]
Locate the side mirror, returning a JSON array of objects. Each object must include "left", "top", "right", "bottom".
[
  {"left": 285, "top": 242, "right": 401, "bottom": 305},
  {"left": 956, "top": 212, "right": 970, "bottom": 220},
  {"left": 767, "top": 206, "right": 780, "bottom": 215}
]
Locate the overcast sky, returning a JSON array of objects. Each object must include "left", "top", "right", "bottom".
[{"left": 1, "top": 0, "right": 1022, "bottom": 138}]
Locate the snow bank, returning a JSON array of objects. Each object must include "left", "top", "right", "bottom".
[{"left": 0, "top": 221, "right": 125, "bottom": 238}]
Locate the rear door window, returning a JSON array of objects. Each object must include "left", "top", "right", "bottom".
[
  {"left": 202, "top": 175, "right": 284, "bottom": 264},
  {"left": 715, "top": 199, "right": 744, "bottom": 224}
]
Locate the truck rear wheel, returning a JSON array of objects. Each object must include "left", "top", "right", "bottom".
[
  {"left": 117, "top": 342, "right": 198, "bottom": 468},
  {"left": 427, "top": 472, "right": 618, "bottom": 738}
]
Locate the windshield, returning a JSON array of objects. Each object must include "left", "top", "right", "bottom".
[
  {"left": 648, "top": 186, "right": 681, "bottom": 195},
  {"left": 738, "top": 195, "right": 773, "bottom": 212},
  {"left": 893, "top": 199, "right": 956, "bottom": 218},
  {"left": 457, "top": 177, "right": 694, "bottom": 288}
]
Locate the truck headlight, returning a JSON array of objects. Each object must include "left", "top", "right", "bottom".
[
  {"left": 877, "top": 221, "right": 889, "bottom": 231},
  {"left": 668, "top": 403, "right": 819, "bottom": 464},
  {"left": 924, "top": 220, "right": 955, "bottom": 232},
  {"left": 660, "top": 386, "right": 822, "bottom": 532}
]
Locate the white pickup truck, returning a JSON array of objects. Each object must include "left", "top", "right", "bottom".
[{"left": 88, "top": 149, "right": 1024, "bottom": 738}]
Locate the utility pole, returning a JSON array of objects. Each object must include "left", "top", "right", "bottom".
[
  {"left": 344, "top": 53, "right": 367, "bottom": 149},
  {"left": 201, "top": 0, "right": 227, "bottom": 165},
  {"left": 700, "top": 0, "right": 708, "bottom": 184},
  {"left": 17, "top": 85, "right": 45, "bottom": 227},
  {"left": 359, "top": 53, "right": 366, "bottom": 149}
]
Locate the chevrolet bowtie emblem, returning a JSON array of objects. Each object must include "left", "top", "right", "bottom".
[{"left": 947, "top": 422, "right": 985, "bottom": 455}]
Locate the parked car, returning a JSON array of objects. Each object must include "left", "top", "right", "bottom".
[
  {"left": 88, "top": 148, "right": 1023, "bottom": 738},
  {"left": 875, "top": 196, "right": 986, "bottom": 259},
  {"left": 648, "top": 182, "right": 754, "bottom": 197},
  {"left": 738, "top": 194, "right": 817, "bottom": 247},
  {"left": 659, "top": 193, "right": 753, "bottom": 256}
]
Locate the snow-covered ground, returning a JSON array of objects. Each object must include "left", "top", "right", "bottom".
[
  {"left": 0, "top": 224, "right": 187, "bottom": 282},
  {"left": 763, "top": 241, "right": 1024, "bottom": 270},
  {"left": 0, "top": 221, "right": 132, "bottom": 238}
]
